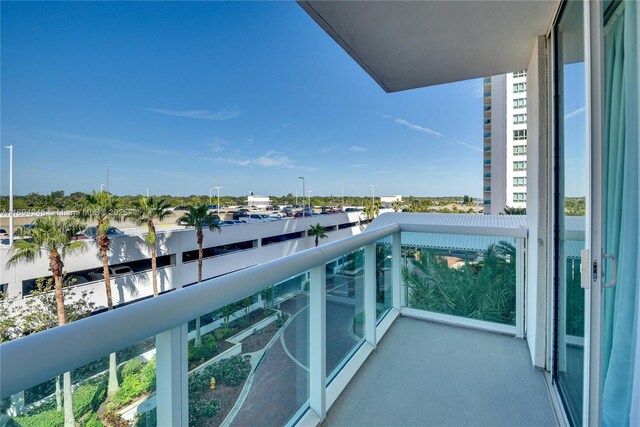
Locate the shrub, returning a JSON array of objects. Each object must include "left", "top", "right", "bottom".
[
  {"left": 13, "top": 408, "right": 64, "bottom": 427},
  {"left": 203, "top": 355, "right": 251, "bottom": 387},
  {"left": 102, "top": 410, "right": 128, "bottom": 427},
  {"left": 188, "top": 335, "right": 219, "bottom": 368},
  {"left": 111, "top": 358, "right": 156, "bottom": 408},
  {"left": 214, "top": 327, "right": 233, "bottom": 341},
  {"left": 188, "top": 398, "right": 220, "bottom": 425},
  {"left": 84, "top": 412, "right": 104, "bottom": 427},
  {"left": 72, "top": 377, "right": 107, "bottom": 418},
  {"left": 120, "top": 358, "right": 143, "bottom": 380}
]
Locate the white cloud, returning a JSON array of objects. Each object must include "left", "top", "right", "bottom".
[
  {"left": 146, "top": 106, "right": 241, "bottom": 121},
  {"left": 220, "top": 151, "right": 316, "bottom": 171},
  {"left": 394, "top": 118, "right": 444, "bottom": 137},
  {"left": 394, "top": 118, "right": 481, "bottom": 152},
  {"left": 565, "top": 107, "right": 585, "bottom": 120},
  {"left": 209, "top": 137, "right": 228, "bottom": 153},
  {"left": 350, "top": 145, "right": 368, "bottom": 152}
]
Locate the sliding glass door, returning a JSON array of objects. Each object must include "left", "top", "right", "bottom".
[{"left": 553, "top": 1, "right": 587, "bottom": 425}]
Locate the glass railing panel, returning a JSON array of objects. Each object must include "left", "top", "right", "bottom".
[
  {"left": 325, "top": 247, "right": 366, "bottom": 380},
  {"left": 401, "top": 232, "right": 517, "bottom": 326},
  {"left": 5, "top": 336, "right": 157, "bottom": 427},
  {"left": 375, "top": 239, "right": 393, "bottom": 321},
  {"left": 186, "top": 272, "right": 309, "bottom": 426}
]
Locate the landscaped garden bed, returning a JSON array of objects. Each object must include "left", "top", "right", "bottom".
[{"left": 188, "top": 308, "right": 275, "bottom": 370}]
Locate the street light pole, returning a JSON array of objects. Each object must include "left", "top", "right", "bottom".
[
  {"left": 100, "top": 184, "right": 105, "bottom": 192},
  {"left": 308, "top": 190, "right": 312, "bottom": 212},
  {"left": 4, "top": 145, "right": 13, "bottom": 245},
  {"left": 370, "top": 184, "right": 375, "bottom": 205},
  {"left": 215, "top": 186, "right": 222, "bottom": 214},
  {"left": 298, "top": 177, "right": 305, "bottom": 217},
  {"left": 146, "top": 188, "right": 149, "bottom": 198}
]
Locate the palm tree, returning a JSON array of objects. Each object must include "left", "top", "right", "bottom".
[
  {"left": 176, "top": 205, "right": 221, "bottom": 346},
  {"left": 308, "top": 223, "right": 327, "bottom": 247},
  {"left": 392, "top": 200, "right": 401, "bottom": 212},
  {"left": 363, "top": 199, "right": 380, "bottom": 221},
  {"left": 127, "top": 196, "right": 172, "bottom": 297},
  {"left": 76, "top": 190, "right": 122, "bottom": 396},
  {"left": 7, "top": 216, "right": 86, "bottom": 427}
]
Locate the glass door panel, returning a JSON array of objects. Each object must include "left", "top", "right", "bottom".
[{"left": 553, "top": 1, "right": 587, "bottom": 425}]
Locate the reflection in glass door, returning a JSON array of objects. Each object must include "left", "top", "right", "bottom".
[{"left": 553, "top": 1, "right": 587, "bottom": 425}]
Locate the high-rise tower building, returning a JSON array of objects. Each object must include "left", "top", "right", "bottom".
[{"left": 483, "top": 71, "right": 528, "bottom": 214}]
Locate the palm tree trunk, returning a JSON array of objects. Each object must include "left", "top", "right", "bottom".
[
  {"left": 63, "top": 371, "right": 74, "bottom": 427},
  {"left": 55, "top": 375, "right": 62, "bottom": 411},
  {"left": 195, "top": 228, "right": 204, "bottom": 346},
  {"left": 151, "top": 244, "right": 158, "bottom": 296},
  {"left": 99, "top": 237, "right": 120, "bottom": 396},
  {"left": 50, "top": 254, "right": 75, "bottom": 426},
  {"left": 315, "top": 235, "right": 319, "bottom": 247}
]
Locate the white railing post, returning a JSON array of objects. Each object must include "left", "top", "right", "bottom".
[
  {"left": 364, "top": 243, "right": 377, "bottom": 347},
  {"left": 156, "top": 324, "right": 188, "bottom": 426},
  {"left": 392, "top": 232, "right": 402, "bottom": 309},
  {"left": 309, "top": 265, "right": 326, "bottom": 419},
  {"left": 515, "top": 237, "right": 526, "bottom": 338}
]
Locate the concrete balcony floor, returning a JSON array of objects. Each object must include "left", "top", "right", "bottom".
[{"left": 325, "top": 317, "right": 557, "bottom": 427}]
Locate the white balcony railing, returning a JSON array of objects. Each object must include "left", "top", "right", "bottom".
[{"left": 1, "top": 214, "right": 527, "bottom": 426}]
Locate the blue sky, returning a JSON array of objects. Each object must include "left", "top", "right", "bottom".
[{"left": 1, "top": 1, "right": 485, "bottom": 197}]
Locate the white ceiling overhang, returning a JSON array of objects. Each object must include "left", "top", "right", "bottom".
[{"left": 298, "top": 0, "right": 559, "bottom": 92}]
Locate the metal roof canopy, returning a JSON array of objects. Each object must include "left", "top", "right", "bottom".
[
  {"left": 369, "top": 212, "right": 528, "bottom": 238},
  {"left": 298, "top": 0, "right": 559, "bottom": 92}
]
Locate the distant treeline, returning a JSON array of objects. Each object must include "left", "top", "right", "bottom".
[{"left": 0, "top": 191, "right": 478, "bottom": 212}]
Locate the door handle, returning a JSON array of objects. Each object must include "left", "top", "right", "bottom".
[{"left": 602, "top": 253, "right": 618, "bottom": 288}]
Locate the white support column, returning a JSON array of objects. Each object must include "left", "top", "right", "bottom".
[
  {"left": 392, "top": 232, "right": 402, "bottom": 310},
  {"left": 364, "top": 243, "right": 377, "bottom": 347},
  {"left": 156, "top": 324, "right": 188, "bottom": 426},
  {"left": 515, "top": 236, "right": 526, "bottom": 338},
  {"left": 309, "top": 265, "right": 326, "bottom": 420}
]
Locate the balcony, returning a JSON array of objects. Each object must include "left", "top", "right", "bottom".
[{"left": 0, "top": 213, "right": 553, "bottom": 427}]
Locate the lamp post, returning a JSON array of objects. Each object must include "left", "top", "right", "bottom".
[
  {"left": 298, "top": 177, "right": 305, "bottom": 217},
  {"left": 370, "top": 184, "right": 375, "bottom": 205},
  {"left": 100, "top": 184, "right": 106, "bottom": 192},
  {"left": 341, "top": 187, "right": 344, "bottom": 207},
  {"left": 215, "top": 186, "right": 222, "bottom": 214},
  {"left": 146, "top": 188, "right": 149, "bottom": 198},
  {"left": 308, "top": 190, "right": 312, "bottom": 212},
  {"left": 4, "top": 145, "right": 13, "bottom": 245}
]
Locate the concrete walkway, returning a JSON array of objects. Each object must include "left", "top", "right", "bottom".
[{"left": 324, "top": 317, "right": 557, "bottom": 427}]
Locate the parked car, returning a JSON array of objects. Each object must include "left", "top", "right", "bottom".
[
  {"left": 345, "top": 207, "right": 363, "bottom": 212},
  {"left": 76, "top": 226, "right": 128, "bottom": 240},
  {"left": 87, "top": 266, "right": 134, "bottom": 281},
  {"left": 1, "top": 236, "right": 33, "bottom": 246},
  {"left": 0, "top": 228, "right": 8, "bottom": 238},
  {"left": 220, "top": 220, "right": 243, "bottom": 227},
  {"left": 246, "top": 214, "right": 279, "bottom": 223},
  {"left": 173, "top": 205, "right": 189, "bottom": 211}
]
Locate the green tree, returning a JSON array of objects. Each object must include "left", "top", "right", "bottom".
[
  {"left": 127, "top": 196, "right": 172, "bottom": 297},
  {"left": 176, "top": 205, "right": 221, "bottom": 346},
  {"left": 77, "top": 190, "right": 123, "bottom": 396},
  {"left": 363, "top": 199, "right": 381, "bottom": 221},
  {"left": 308, "top": 223, "right": 328, "bottom": 247},
  {"left": 391, "top": 200, "right": 401, "bottom": 212},
  {"left": 6, "top": 216, "right": 86, "bottom": 427}
]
